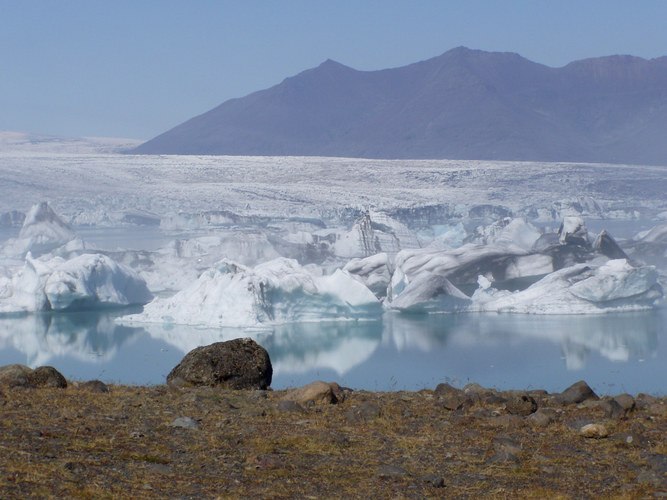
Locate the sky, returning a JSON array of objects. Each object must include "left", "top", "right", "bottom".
[{"left": 2, "top": 0, "right": 667, "bottom": 140}]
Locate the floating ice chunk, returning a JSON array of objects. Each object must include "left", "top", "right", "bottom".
[
  {"left": 387, "top": 271, "right": 471, "bottom": 313},
  {"left": 343, "top": 253, "right": 391, "bottom": 298},
  {"left": 592, "top": 230, "right": 628, "bottom": 260},
  {"left": 1, "top": 202, "right": 76, "bottom": 258},
  {"left": 390, "top": 242, "right": 531, "bottom": 289},
  {"left": 125, "top": 257, "right": 381, "bottom": 328},
  {"left": 466, "top": 218, "right": 541, "bottom": 251},
  {"left": 472, "top": 259, "right": 662, "bottom": 314},
  {"left": 44, "top": 254, "right": 153, "bottom": 310},
  {"left": 0, "top": 253, "right": 151, "bottom": 313},
  {"left": 558, "top": 216, "right": 589, "bottom": 246},
  {"left": 568, "top": 259, "right": 659, "bottom": 302},
  {"left": 636, "top": 221, "right": 667, "bottom": 244}
]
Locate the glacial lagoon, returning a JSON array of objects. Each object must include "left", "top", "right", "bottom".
[{"left": 0, "top": 306, "right": 665, "bottom": 395}]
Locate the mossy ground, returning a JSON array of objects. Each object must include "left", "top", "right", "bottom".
[{"left": 0, "top": 383, "right": 665, "bottom": 498}]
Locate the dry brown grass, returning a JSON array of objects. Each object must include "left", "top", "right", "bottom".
[{"left": 0, "top": 383, "right": 665, "bottom": 498}]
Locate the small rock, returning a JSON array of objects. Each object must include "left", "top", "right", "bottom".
[
  {"left": 26, "top": 366, "right": 67, "bottom": 388},
  {"left": 419, "top": 473, "right": 445, "bottom": 488},
  {"left": 491, "top": 414, "right": 524, "bottom": 429},
  {"left": 282, "top": 381, "right": 336, "bottom": 405},
  {"left": 434, "top": 383, "right": 460, "bottom": 396},
  {"left": 580, "top": 423, "right": 608, "bottom": 438},
  {"left": 505, "top": 393, "right": 537, "bottom": 416},
  {"left": 169, "top": 417, "right": 200, "bottom": 430},
  {"left": 277, "top": 400, "right": 305, "bottom": 413},
  {"left": 527, "top": 410, "right": 553, "bottom": 427},
  {"left": 463, "top": 382, "right": 487, "bottom": 394},
  {"left": 438, "top": 394, "right": 470, "bottom": 411},
  {"left": 560, "top": 380, "right": 598, "bottom": 405},
  {"left": 346, "top": 401, "right": 381, "bottom": 423},
  {"left": 375, "top": 465, "right": 410, "bottom": 479},
  {"left": 329, "top": 382, "right": 350, "bottom": 403},
  {"left": 599, "top": 399, "right": 626, "bottom": 419},
  {"left": 613, "top": 393, "right": 635, "bottom": 412},
  {"left": 614, "top": 432, "right": 649, "bottom": 448},
  {"left": 251, "top": 454, "right": 285, "bottom": 470},
  {"left": 81, "top": 380, "right": 109, "bottom": 393},
  {"left": 635, "top": 393, "right": 657, "bottom": 410}
]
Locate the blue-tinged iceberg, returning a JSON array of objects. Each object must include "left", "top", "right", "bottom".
[
  {"left": 0, "top": 253, "right": 152, "bottom": 314},
  {"left": 124, "top": 257, "right": 382, "bottom": 328}
]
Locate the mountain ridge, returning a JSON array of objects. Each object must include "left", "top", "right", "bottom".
[{"left": 132, "top": 47, "right": 667, "bottom": 165}]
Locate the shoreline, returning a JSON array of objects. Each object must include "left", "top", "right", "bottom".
[{"left": 1, "top": 369, "right": 665, "bottom": 497}]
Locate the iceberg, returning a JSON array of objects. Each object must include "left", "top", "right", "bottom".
[
  {"left": 472, "top": 259, "right": 662, "bottom": 314},
  {"left": 343, "top": 252, "right": 392, "bottom": 299},
  {"left": 1, "top": 202, "right": 76, "bottom": 258},
  {"left": 125, "top": 257, "right": 382, "bottom": 328},
  {"left": 386, "top": 271, "right": 471, "bottom": 313},
  {"left": 0, "top": 253, "right": 152, "bottom": 313}
]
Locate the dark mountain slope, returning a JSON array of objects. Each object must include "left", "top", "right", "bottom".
[{"left": 133, "top": 47, "right": 667, "bottom": 165}]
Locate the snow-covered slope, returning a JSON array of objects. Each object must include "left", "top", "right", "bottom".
[{"left": 0, "top": 130, "right": 141, "bottom": 154}]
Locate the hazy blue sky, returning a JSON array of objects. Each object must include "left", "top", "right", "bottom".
[{"left": 2, "top": 0, "right": 666, "bottom": 139}]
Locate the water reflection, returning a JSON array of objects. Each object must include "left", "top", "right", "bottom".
[
  {"left": 0, "top": 309, "right": 142, "bottom": 367},
  {"left": 0, "top": 308, "right": 664, "bottom": 393}
]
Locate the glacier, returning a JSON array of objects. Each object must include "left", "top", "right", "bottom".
[{"left": 0, "top": 151, "right": 665, "bottom": 329}]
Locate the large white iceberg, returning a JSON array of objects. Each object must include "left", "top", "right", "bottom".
[
  {"left": 472, "top": 259, "right": 662, "bottom": 314},
  {"left": 125, "top": 257, "right": 382, "bottom": 328},
  {"left": 0, "top": 253, "right": 152, "bottom": 313}
]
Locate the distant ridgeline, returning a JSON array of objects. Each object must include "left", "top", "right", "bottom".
[{"left": 133, "top": 47, "right": 667, "bottom": 166}]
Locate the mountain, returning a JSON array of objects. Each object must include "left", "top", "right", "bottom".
[{"left": 132, "top": 47, "right": 667, "bottom": 165}]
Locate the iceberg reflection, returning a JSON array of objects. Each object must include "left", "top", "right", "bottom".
[{"left": 0, "top": 308, "right": 663, "bottom": 390}]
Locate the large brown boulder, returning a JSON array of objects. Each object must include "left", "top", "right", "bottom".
[{"left": 167, "top": 338, "right": 272, "bottom": 390}]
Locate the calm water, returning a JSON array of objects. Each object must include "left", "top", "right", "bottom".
[{"left": 0, "top": 307, "right": 665, "bottom": 395}]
